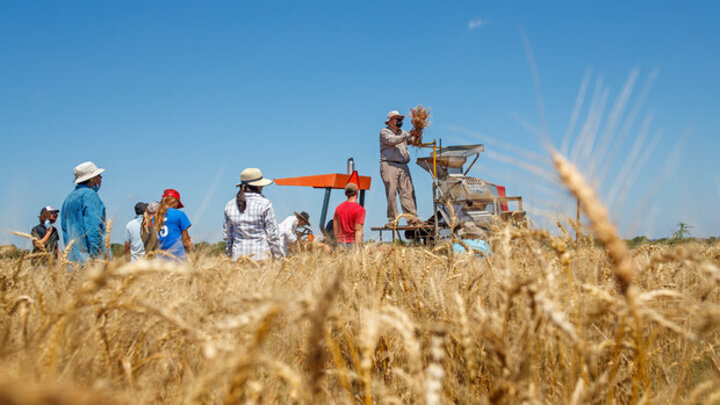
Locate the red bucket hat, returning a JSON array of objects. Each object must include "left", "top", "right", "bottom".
[{"left": 162, "top": 188, "right": 184, "bottom": 208}]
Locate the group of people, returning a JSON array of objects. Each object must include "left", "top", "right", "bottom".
[{"left": 30, "top": 110, "right": 421, "bottom": 263}]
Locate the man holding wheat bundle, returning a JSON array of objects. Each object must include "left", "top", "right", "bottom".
[{"left": 379, "top": 110, "right": 420, "bottom": 226}]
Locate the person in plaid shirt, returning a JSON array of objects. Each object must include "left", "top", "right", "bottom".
[{"left": 223, "top": 168, "right": 282, "bottom": 260}]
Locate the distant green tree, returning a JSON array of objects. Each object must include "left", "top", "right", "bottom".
[
  {"left": 628, "top": 235, "right": 649, "bottom": 249},
  {"left": 671, "top": 222, "right": 693, "bottom": 241},
  {"left": 110, "top": 243, "right": 125, "bottom": 258},
  {"left": 194, "top": 241, "right": 226, "bottom": 256}
]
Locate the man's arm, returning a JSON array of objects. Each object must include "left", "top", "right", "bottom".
[
  {"left": 286, "top": 219, "right": 299, "bottom": 255},
  {"left": 83, "top": 195, "right": 106, "bottom": 257},
  {"left": 124, "top": 242, "right": 131, "bottom": 256},
  {"left": 379, "top": 128, "right": 411, "bottom": 146},
  {"left": 333, "top": 215, "right": 340, "bottom": 242},
  {"left": 177, "top": 211, "right": 193, "bottom": 254},
  {"left": 354, "top": 208, "right": 366, "bottom": 247},
  {"left": 32, "top": 227, "right": 53, "bottom": 250},
  {"left": 181, "top": 229, "right": 193, "bottom": 253},
  {"left": 354, "top": 223, "right": 363, "bottom": 247}
]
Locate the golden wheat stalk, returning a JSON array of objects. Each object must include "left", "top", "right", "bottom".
[
  {"left": 551, "top": 151, "right": 635, "bottom": 292},
  {"left": 424, "top": 324, "right": 446, "bottom": 405}
]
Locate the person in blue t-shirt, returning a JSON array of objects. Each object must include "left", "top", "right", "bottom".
[
  {"left": 154, "top": 188, "right": 193, "bottom": 260},
  {"left": 453, "top": 222, "right": 490, "bottom": 257}
]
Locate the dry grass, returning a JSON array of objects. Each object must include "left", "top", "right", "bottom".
[
  {"left": 2, "top": 157, "right": 720, "bottom": 404},
  {"left": 1, "top": 233, "right": 719, "bottom": 404}
]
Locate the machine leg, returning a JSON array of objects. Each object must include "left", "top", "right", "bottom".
[
  {"left": 359, "top": 190, "right": 365, "bottom": 207},
  {"left": 319, "top": 188, "right": 332, "bottom": 231},
  {"left": 433, "top": 185, "right": 439, "bottom": 242}
]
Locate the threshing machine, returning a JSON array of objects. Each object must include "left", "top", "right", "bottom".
[{"left": 416, "top": 143, "right": 525, "bottom": 240}]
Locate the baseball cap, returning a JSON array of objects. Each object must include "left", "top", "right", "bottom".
[
  {"left": 162, "top": 189, "right": 185, "bottom": 208},
  {"left": 40, "top": 206, "right": 59, "bottom": 215}
]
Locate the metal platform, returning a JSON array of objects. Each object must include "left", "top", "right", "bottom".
[{"left": 370, "top": 224, "right": 435, "bottom": 242}]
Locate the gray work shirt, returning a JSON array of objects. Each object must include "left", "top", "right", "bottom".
[{"left": 379, "top": 127, "right": 412, "bottom": 164}]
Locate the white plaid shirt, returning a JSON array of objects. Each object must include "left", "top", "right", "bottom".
[{"left": 223, "top": 193, "right": 282, "bottom": 260}]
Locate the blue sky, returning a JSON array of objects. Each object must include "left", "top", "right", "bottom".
[{"left": 2, "top": 1, "right": 718, "bottom": 248}]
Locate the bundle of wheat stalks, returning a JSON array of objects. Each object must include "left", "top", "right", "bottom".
[
  {"left": 410, "top": 105, "right": 431, "bottom": 147},
  {"left": 1, "top": 156, "right": 720, "bottom": 404}
]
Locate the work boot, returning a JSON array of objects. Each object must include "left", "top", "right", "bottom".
[{"left": 408, "top": 218, "right": 425, "bottom": 226}]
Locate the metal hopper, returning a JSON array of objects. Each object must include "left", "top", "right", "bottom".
[{"left": 416, "top": 143, "right": 525, "bottom": 239}]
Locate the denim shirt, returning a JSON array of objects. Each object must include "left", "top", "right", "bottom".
[{"left": 61, "top": 184, "right": 107, "bottom": 263}]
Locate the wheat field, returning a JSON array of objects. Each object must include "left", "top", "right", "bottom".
[
  {"left": 2, "top": 156, "right": 720, "bottom": 404},
  {"left": 1, "top": 228, "right": 719, "bottom": 404}
]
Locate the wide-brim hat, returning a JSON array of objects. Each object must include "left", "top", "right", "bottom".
[
  {"left": 162, "top": 188, "right": 185, "bottom": 208},
  {"left": 294, "top": 211, "right": 310, "bottom": 225},
  {"left": 73, "top": 161, "right": 105, "bottom": 184},
  {"left": 386, "top": 110, "right": 404, "bottom": 123},
  {"left": 237, "top": 168, "right": 273, "bottom": 187}
]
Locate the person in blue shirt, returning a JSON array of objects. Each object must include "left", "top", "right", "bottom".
[
  {"left": 154, "top": 188, "right": 193, "bottom": 260},
  {"left": 61, "top": 161, "right": 107, "bottom": 264},
  {"left": 452, "top": 222, "right": 490, "bottom": 257}
]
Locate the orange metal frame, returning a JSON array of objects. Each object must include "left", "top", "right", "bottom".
[
  {"left": 274, "top": 173, "right": 372, "bottom": 234},
  {"left": 274, "top": 174, "right": 371, "bottom": 190}
]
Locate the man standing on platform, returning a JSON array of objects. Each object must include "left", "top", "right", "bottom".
[{"left": 379, "top": 110, "right": 420, "bottom": 226}]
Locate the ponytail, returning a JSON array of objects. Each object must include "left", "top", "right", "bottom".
[
  {"left": 236, "top": 186, "right": 247, "bottom": 213},
  {"left": 154, "top": 196, "right": 178, "bottom": 232},
  {"left": 235, "top": 184, "right": 261, "bottom": 213}
]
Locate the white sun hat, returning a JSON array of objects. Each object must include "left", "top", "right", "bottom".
[
  {"left": 237, "top": 168, "right": 273, "bottom": 187},
  {"left": 386, "top": 110, "right": 404, "bottom": 122},
  {"left": 73, "top": 161, "right": 105, "bottom": 184}
]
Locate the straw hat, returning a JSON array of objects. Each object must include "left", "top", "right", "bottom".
[
  {"left": 237, "top": 168, "right": 273, "bottom": 187},
  {"left": 73, "top": 161, "right": 105, "bottom": 184}
]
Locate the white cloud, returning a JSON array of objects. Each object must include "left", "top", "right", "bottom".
[{"left": 468, "top": 18, "right": 486, "bottom": 30}]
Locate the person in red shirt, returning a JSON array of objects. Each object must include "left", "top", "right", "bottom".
[{"left": 333, "top": 182, "right": 366, "bottom": 248}]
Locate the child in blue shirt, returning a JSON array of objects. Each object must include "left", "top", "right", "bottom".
[{"left": 155, "top": 189, "right": 193, "bottom": 260}]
